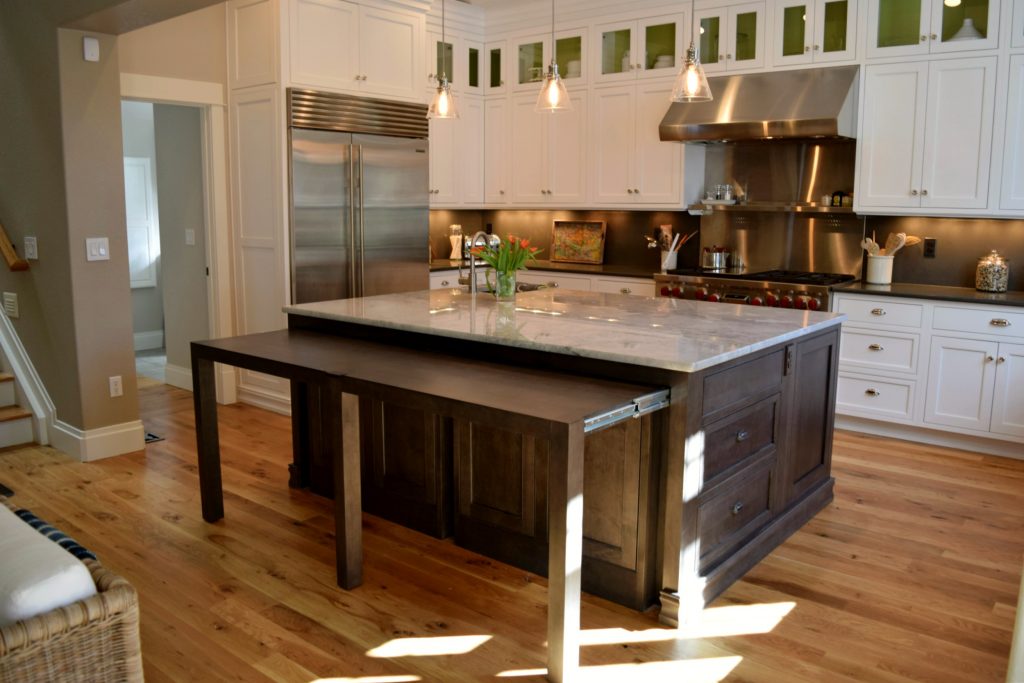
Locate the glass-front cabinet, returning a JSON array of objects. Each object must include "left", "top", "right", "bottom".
[
  {"left": 426, "top": 34, "right": 482, "bottom": 93},
  {"left": 773, "top": 0, "right": 857, "bottom": 65},
  {"left": 516, "top": 37, "right": 547, "bottom": 88},
  {"left": 485, "top": 41, "right": 506, "bottom": 94},
  {"left": 511, "top": 29, "right": 587, "bottom": 90},
  {"left": 593, "top": 14, "right": 686, "bottom": 83},
  {"left": 867, "top": 0, "right": 999, "bottom": 58},
  {"left": 695, "top": 2, "right": 765, "bottom": 73}
]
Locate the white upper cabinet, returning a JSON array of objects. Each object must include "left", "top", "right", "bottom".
[
  {"left": 510, "top": 93, "right": 587, "bottom": 205},
  {"left": 857, "top": 57, "right": 996, "bottom": 213},
  {"left": 592, "top": 14, "right": 686, "bottom": 84},
  {"left": 289, "top": 0, "right": 423, "bottom": 101},
  {"left": 1014, "top": 0, "right": 1024, "bottom": 48},
  {"left": 427, "top": 32, "right": 483, "bottom": 94},
  {"left": 428, "top": 97, "right": 484, "bottom": 207},
  {"left": 591, "top": 81, "right": 684, "bottom": 205},
  {"left": 229, "top": 0, "right": 281, "bottom": 89},
  {"left": 428, "top": 115, "right": 457, "bottom": 204},
  {"left": 695, "top": 2, "right": 765, "bottom": 73},
  {"left": 772, "top": 0, "right": 857, "bottom": 66},
  {"left": 1001, "top": 55, "right": 1024, "bottom": 212},
  {"left": 485, "top": 41, "right": 507, "bottom": 95},
  {"left": 510, "top": 28, "right": 588, "bottom": 91},
  {"left": 866, "top": 0, "right": 1000, "bottom": 59},
  {"left": 484, "top": 98, "right": 510, "bottom": 203}
]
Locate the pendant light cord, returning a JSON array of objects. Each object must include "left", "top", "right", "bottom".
[{"left": 689, "top": 0, "right": 696, "bottom": 51}]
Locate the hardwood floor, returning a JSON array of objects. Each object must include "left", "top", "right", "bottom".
[{"left": 1, "top": 383, "right": 1021, "bottom": 682}]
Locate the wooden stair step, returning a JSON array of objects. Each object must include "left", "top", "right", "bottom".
[{"left": 0, "top": 405, "right": 31, "bottom": 422}]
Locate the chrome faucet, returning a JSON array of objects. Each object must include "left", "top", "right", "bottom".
[{"left": 467, "top": 231, "right": 490, "bottom": 295}]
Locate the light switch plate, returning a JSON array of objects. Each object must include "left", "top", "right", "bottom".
[
  {"left": 185, "top": 229, "right": 196, "bottom": 246},
  {"left": 83, "top": 37, "right": 100, "bottom": 62},
  {"left": 24, "top": 236, "right": 37, "bottom": 260},
  {"left": 86, "top": 237, "right": 110, "bottom": 261}
]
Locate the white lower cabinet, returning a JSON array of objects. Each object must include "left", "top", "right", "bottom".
[
  {"left": 429, "top": 96, "right": 484, "bottom": 206},
  {"left": 591, "top": 277, "right": 656, "bottom": 297},
  {"left": 834, "top": 292, "right": 1024, "bottom": 448},
  {"left": 517, "top": 270, "right": 592, "bottom": 291}
]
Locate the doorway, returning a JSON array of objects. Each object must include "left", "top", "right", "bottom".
[{"left": 121, "top": 100, "right": 210, "bottom": 391}]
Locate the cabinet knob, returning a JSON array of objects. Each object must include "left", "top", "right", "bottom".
[
  {"left": 627, "top": 189, "right": 634, "bottom": 194},
  {"left": 719, "top": 54, "right": 724, "bottom": 60},
  {"left": 991, "top": 318, "right": 1011, "bottom": 327},
  {"left": 868, "top": 343, "right": 884, "bottom": 351},
  {"left": 910, "top": 189, "right": 919, "bottom": 196},
  {"left": 930, "top": 33, "right": 937, "bottom": 40},
  {"left": 635, "top": 63, "right": 642, "bottom": 70},
  {"left": 865, "top": 388, "right": 881, "bottom": 397},
  {"left": 441, "top": 280, "right": 450, "bottom": 286},
  {"left": 920, "top": 35, "right": 927, "bottom": 42},
  {"left": 986, "top": 355, "right": 995, "bottom": 363},
  {"left": 735, "top": 430, "right": 750, "bottom": 443},
  {"left": 499, "top": 190, "right": 505, "bottom": 195},
  {"left": 998, "top": 356, "right": 1006, "bottom": 363},
  {"left": 921, "top": 189, "right": 928, "bottom": 196},
  {"left": 633, "top": 188, "right": 640, "bottom": 194},
  {"left": 726, "top": 53, "right": 733, "bottom": 59},
  {"left": 804, "top": 45, "right": 810, "bottom": 52},
  {"left": 620, "top": 287, "right": 632, "bottom": 295},
  {"left": 870, "top": 308, "right": 886, "bottom": 316},
  {"left": 813, "top": 44, "right": 820, "bottom": 51},
  {"left": 547, "top": 282, "right": 559, "bottom": 288},
  {"left": 731, "top": 501, "right": 744, "bottom": 516}
]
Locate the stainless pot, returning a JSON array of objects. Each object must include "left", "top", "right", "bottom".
[{"left": 702, "top": 249, "right": 730, "bottom": 270}]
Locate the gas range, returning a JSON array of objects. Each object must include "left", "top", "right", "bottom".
[{"left": 654, "top": 269, "right": 857, "bottom": 312}]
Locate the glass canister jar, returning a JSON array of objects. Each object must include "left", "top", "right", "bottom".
[{"left": 975, "top": 250, "right": 1009, "bottom": 292}]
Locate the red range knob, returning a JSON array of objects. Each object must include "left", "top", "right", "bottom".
[
  {"left": 695, "top": 289, "right": 708, "bottom": 300},
  {"left": 749, "top": 296, "right": 764, "bottom": 306},
  {"left": 673, "top": 287, "right": 684, "bottom": 298},
  {"left": 807, "top": 298, "right": 821, "bottom": 311},
  {"left": 796, "top": 298, "right": 809, "bottom": 310},
  {"left": 660, "top": 286, "right": 671, "bottom": 297},
  {"left": 765, "top": 294, "right": 778, "bottom": 307},
  {"left": 707, "top": 293, "right": 720, "bottom": 303},
  {"left": 780, "top": 295, "right": 793, "bottom": 308}
]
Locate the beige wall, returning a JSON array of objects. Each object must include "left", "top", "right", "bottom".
[
  {"left": 153, "top": 104, "right": 209, "bottom": 370},
  {"left": 117, "top": 3, "right": 227, "bottom": 84}
]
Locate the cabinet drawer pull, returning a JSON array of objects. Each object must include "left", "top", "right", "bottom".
[
  {"left": 868, "top": 343, "right": 884, "bottom": 351},
  {"left": 870, "top": 308, "right": 886, "bottom": 316},
  {"left": 440, "top": 280, "right": 450, "bottom": 287},
  {"left": 547, "top": 282, "right": 559, "bottom": 288},
  {"left": 620, "top": 287, "right": 632, "bottom": 295},
  {"left": 865, "top": 388, "right": 881, "bottom": 397},
  {"left": 991, "top": 318, "right": 1011, "bottom": 327},
  {"left": 735, "top": 430, "right": 750, "bottom": 443},
  {"left": 731, "top": 501, "right": 744, "bottom": 516}
]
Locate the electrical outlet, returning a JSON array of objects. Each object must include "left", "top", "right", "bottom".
[
  {"left": 109, "top": 375, "right": 123, "bottom": 398},
  {"left": 2, "top": 292, "right": 18, "bottom": 319},
  {"left": 24, "top": 236, "right": 37, "bottom": 260},
  {"left": 923, "top": 237, "right": 937, "bottom": 258}
]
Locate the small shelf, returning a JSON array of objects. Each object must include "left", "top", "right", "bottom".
[{"left": 687, "top": 202, "right": 857, "bottom": 215}]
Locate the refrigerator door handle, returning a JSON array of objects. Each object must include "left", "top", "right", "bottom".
[
  {"left": 358, "top": 145, "right": 366, "bottom": 296},
  {"left": 347, "top": 144, "right": 358, "bottom": 297}
]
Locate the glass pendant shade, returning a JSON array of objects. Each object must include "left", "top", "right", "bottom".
[
  {"left": 428, "top": 77, "right": 459, "bottom": 119},
  {"left": 535, "top": 65, "right": 573, "bottom": 113},
  {"left": 671, "top": 42, "right": 713, "bottom": 103}
]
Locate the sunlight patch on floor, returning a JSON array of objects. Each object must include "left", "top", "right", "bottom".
[
  {"left": 496, "top": 656, "right": 742, "bottom": 681},
  {"left": 366, "top": 635, "right": 492, "bottom": 658},
  {"left": 311, "top": 676, "right": 421, "bottom": 683}
]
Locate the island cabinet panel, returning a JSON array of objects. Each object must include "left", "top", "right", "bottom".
[
  {"left": 701, "top": 348, "right": 786, "bottom": 422},
  {"left": 359, "top": 398, "right": 453, "bottom": 539},
  {"left": 453, "top": 415, "right": 660, "bottom": 610},
  {"left": 702, "top": 396, "right": 780, "bottom": 486},
  {"left": 697, "top": 453, "right": 775, "bottom": 572}
]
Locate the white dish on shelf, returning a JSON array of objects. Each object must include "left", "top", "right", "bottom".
[{"left": 703, "top": 199, "right": 737, "bottom": 205}]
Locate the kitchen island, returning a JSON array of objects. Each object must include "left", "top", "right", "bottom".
[{"left": 284, "top": 289, "right": 845, "bottom": 624}]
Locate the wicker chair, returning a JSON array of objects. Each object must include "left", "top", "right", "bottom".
[{"left": 0, "top": 498, "right": 143, "bottom": 682}]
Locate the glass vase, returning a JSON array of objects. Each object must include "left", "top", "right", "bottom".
[{"left": 494, "top": 270, "right": 517, "bottom": 301}]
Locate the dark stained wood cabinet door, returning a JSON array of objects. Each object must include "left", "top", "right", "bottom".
[
  {"left": 360, "top": 397, "right": 453, "bottom": 538},
  {"left": 582, "top": 417, "right": 644, "bottom": 570},
  {"left": 781, "top": 330, "right": 840, "bottom": 507}
]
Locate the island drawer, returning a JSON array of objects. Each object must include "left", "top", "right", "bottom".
[
  {"left": 932, "top": 306, "right": 1024, "bottom": 339},
  {"left": 698, "top": 455, "right": 774, "bottom": 572},
  {"left": 834, "top": 296, "right": 923, "bottom": 328},
  {"left": 703, "top": 396, "right": 779, "bottom": 485},
  {"left": 839, "top": 329, "right": 919, "bottom": 375},
  {"left": 702, "top": 349, "right": 786, "bottom": 421},
  {"left": 836, "top": 373, "right": 915, "bottom": 422}
]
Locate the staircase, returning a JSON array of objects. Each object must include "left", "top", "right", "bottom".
[{"left": 0, "top": 372, "right": 33, "bottom": 448}]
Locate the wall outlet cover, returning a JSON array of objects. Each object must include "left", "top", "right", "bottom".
[
  {"left": 109, "top": 375, "right": 123, "bottom": 398},
  {"left": 24, "top": 236, "right": 37, "bottom": 260},
  {"left": 923, "top": 237, "right": 937, "bottom": 258},
  {"left": 2, "top": 292, "right": 18, "bottom": 319},
  {"left": 185, "top": 229, "right": 196, "bottom": 246}
]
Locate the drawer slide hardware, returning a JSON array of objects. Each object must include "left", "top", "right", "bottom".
[
  {"left": 990, "top": 319, "right": 1011, "bottom": 327},
  {"left": 865, "top": 388, "right": 881, "bottom": 397},
  {"left": 583, "top": 389, "right": 670, "bottom": 433}
]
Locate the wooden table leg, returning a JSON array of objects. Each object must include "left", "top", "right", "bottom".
[
  {"left": 326, "top": 381, "right": 363, "bottom": 589},
  {"left": 191, "top": 354, "right": 223, "bottom": 522},
  {"left": 546, "top": 422, "right": 584, "bottom": 683}
]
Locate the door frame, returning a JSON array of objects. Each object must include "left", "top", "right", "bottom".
[{"left": 120, "top": 73, "right": 237, "bottom": 404}]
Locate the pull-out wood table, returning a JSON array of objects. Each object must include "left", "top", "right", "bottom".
[{"left": 191, "top": 329, "right": 667, "bottom": 682}]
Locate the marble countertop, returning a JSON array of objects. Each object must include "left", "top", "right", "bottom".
[
  {"left": 285, "top": 289, "right": 844, "bottom": 373},
  {"left": 430, "top": 259, "right": 657, "bottom": 279},
  {"left": 836, "top": 282, "right": 1024, "bottom": 308}
]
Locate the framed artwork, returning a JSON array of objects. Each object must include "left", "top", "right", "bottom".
[{"left": 550, "top": 220, "right": 606, "bottom": 264}]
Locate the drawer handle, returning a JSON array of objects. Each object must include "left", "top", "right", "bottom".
[
  {"left": 735, "top": 430, "right": 750, "bottom": 443},
  {"left": 865, "top": 388, "right": 881, "bottom": 397},
  {"left": 731, "top": 502, "right": 744, "bottom": 516},
  {"left": 620, "top": 287, "right": 632, "bottom": 295},
  {"left": 441, "top": 280, "right": 450, "bottom": 286},
  {"left": 547, "top": 282, "right": 559, "bottom": 288},
  {"left": 870, "top": 308, "right": 886, "bottom": 316},
  {"left": 991, "top": 319, "right": 1011, "bottom": 327},
  {"left": 868, "top": 343, "right": 884, "bottom": 351}
]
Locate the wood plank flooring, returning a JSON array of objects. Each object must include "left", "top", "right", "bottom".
[{"left": 0, "top": 383, "right": 1021, "bottom": 682}]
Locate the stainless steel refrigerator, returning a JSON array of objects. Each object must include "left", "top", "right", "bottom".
[{"left": 288, "top": 89, "right": 429, "bottom": 303}]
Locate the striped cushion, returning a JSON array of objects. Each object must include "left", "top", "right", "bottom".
[{"left": 11, "top": 508, "right": 97, "bottom": 561}]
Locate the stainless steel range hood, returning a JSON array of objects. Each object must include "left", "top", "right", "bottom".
[{"left": 659, "top": 66, "right": 859, "bottom": 143}]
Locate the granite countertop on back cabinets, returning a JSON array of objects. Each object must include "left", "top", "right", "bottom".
[
  {"left": 285, "top": 289, "right": 844, "bottom": 373},
  {"left": 430, "top": 259, "right": 657, "bottom": 279},
  {"left": 836, "top": 282, "right": 1024, "bottom": 308}
]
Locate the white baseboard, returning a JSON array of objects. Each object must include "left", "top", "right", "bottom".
[
  {"left": 133, "top": 330, "right": 164, "bottom": 352},
  {"left": 836, "top": 416, "right": 1024, "bottom": 460},
  {"left": 164, "top": 363, "right": 192, "bottom": 392},
  {"left": 237, "top": 384, "right": 291, "bottom": 416},
  {"left": 49, "top": 419, "right": 146, "bottom": 462}
]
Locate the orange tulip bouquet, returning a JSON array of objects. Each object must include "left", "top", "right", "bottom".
[{"left": 471, "top": 235, "right": 541, "bottom": 300}]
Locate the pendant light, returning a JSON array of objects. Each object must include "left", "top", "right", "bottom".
[
  {"left": 535, "top": 0, "right": 572, "bottom": 113},
  {"left": 671, "top": 0, "right": 713, "bottom": 103},
  {"left": 427, "top": 0, "right": 459, "bottom": 119}
]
